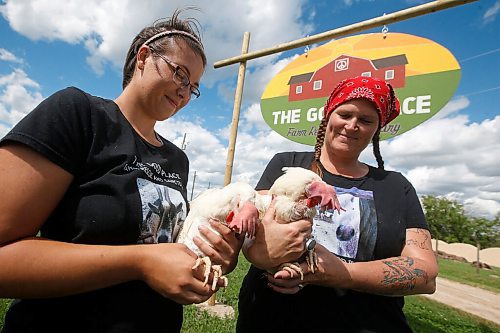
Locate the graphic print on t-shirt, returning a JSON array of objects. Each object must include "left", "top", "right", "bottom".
[
  {"left": 313, "top": 186, "right": 377, "bottom": 262},
  {"left": 137, "top": 178, "right": 187, "bottom": 244}
]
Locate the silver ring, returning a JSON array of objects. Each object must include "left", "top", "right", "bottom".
[
  {"left": 305, "top": 237, "right": 316, "bottom": 251},
  {"left": 298, "top": 284, "right": 304, "bottom": 290}
]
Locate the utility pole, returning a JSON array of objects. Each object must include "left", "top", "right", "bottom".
[
  {"left": 190, "top": 170, "right": 197, "bottom": 201},
  {"left": 181, "top": 133, "right": 187, "bottom": 150}
]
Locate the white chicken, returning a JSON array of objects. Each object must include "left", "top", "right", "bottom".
[
  {"left": 268, "top": 167, "right": 339, "bottom": 221},
  {"left": 175, "top": 182, "right": 261, "bottom": 290},
  {"left": 261, "top": 167, "right": 342, "bottom": 278},
  {"left": 175, "top": 167, "right": 342, "bottom": 288}
]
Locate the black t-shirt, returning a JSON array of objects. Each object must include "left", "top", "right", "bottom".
[
  {"left": 1, "top": 87, "right": 189, "bottom": 332},
  {"left": 237, "top": 152, "right": 428, "bottom": 333}
]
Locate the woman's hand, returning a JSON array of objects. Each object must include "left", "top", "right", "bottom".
[
  {"left": 268, "top": 229, "right": 438, "bottom": 297},
  {"left": 267, "top": 244, "right": 352, "bottom": 294},
  {"left": 243, "top": 198, "right": 313, "bottom": 270},
  {"left": 139, "top": 243, "right": 224, "bottom": 305},
  {"left": 193, "top": 219, "right": 244, "bottom": 274}
]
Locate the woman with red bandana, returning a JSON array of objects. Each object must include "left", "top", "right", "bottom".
[{"left": 237, "top": 77, "right": 438, "bottom": 333}]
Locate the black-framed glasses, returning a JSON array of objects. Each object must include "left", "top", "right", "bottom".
[{"left": 152, "top": 51, "right": 201, "bottom": 99}]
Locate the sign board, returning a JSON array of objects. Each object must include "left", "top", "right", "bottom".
[{"left": 260, "top": 33, "right": 461, "bottom": 145}]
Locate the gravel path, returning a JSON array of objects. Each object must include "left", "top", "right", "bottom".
[{"left": 422, "top": 276, "right": 500, "bottom": 325}]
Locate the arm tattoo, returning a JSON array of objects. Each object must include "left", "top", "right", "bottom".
[
  {"left": 381, "top": 257, "right": 428, "bottom": 292},
  {"left": 405, "top": 228, "right": 431, "bottom": 250}
]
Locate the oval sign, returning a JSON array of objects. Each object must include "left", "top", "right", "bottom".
[{"left": 260, "top": 33, "right": 461, "bottom": 145}]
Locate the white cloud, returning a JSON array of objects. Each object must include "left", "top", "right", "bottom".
[
  {"left": 432, "top": 95, "right": 469, "bottom": 120},
  {"left": 155, "top": 108, "right": 309, "bottom": 195},
  {"left": 484, "top": 0, "right": 500, "bottom": 23},
  {"left": 0, "top": 68, "right": 43, "bottom": 129},
  {"left": 154, "top": 117, "right": 229, "bottom": 190},
  {"left": 0, "top": 48, "right": 23, "bottom": 64},
  {"left": 0, "top": 0, "right": 312, "bottom": 83},
  {"left": 382, "top": 111, "right": 500, "bottom": 219},
  {"left": 242, "top": 103, "right": 269, "bottom": 131},
  {"left": 342, "top": 0, "right": 376, "bottom": 6},
  {"left": 242, "top": 54, "right": 299, "bottom": 105},
  {"left": 384, "top": 114, "right": 500, "bottom": 171}
]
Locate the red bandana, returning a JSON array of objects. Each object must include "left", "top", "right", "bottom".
[{"left": 323, "top": 76, "right": 400, "bottom": 128}]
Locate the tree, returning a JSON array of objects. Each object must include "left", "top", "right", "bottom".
[
  {"left": 422, "top": 195, "right": 500, "bottom": 248},
  {"left": 471, "top": 216, "right": 500, "bottom": 249},
  {"left": 493, "top": 213, "right": 500, "bottom": 247},
  {"left": 422, "top": 195, "right": 467, "bottom": 244}
]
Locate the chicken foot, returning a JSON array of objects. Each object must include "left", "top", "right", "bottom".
[
  {"left": 192, "top": 256, "right": 229, "bottom": 290},
  {"left": 275, "top": 249, "right": 319, "bottom": 281}
]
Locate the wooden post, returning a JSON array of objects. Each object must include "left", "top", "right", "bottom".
[
  {"left": 223, "top": 31, "right": 251, "bottom": 186},
  {"left": 207, "top": 32, "right": 251, "bottom": 307},
  {"left": 476, "top": 240, "right": 481, "bottom": 274}
]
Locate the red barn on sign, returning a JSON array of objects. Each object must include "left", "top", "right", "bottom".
[{"left": 287, "top": 54, "right": 408, "bottom": 102}]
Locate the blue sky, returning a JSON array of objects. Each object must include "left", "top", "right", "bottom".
[{"left": 1, "top": 0, "right": 499, "bottom": 218}]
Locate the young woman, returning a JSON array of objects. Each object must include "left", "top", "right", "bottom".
[
  {"left": 237, "top": 76, "right": 438, "bottom": 333},
  {"left": 0, "top": 9, "right": 241, "bottom": 332}
]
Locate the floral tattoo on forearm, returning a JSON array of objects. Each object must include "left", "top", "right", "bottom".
[{"left": 381, "top": 257, "right": 428, "bottom": 292}]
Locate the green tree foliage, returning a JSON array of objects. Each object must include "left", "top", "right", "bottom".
[
  {"left": 422, "top": 196, "right": 500, "bottom": 248},
  {"left": 471, "top": 216, "right": 500, "bottom": 249},
  {"left": 493, "top": 213, "right": 500, "bottom": 247},
  {"left": 422, "top": 196, "right": 467, "bottom": 242}
]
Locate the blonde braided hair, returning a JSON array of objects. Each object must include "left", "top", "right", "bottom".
[{"left": 310, "top": 116, "right": 328, "bottom": 178}]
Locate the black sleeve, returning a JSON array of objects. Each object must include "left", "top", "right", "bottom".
[
  {"left": 255, "top": 154, "right": 287, "bottom": 191},
  {"left": 0, "top": 87, "right": 93, "bottom": 175},
  {"left": 402, "top": 176, "right": 428, "bottom": 230}
]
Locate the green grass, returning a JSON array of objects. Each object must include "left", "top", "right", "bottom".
[
  {"left": 2, "top": 257, "right": 500, "bottom": 332},
  {"left": 0, "top": 299, "right": 9, "bottom": 328},
  {"left": 182, "top": 306, "right": 236, "bottom": 333},
  {"left": 437, "top": 258, "right": 500, "bottom": 293},
  {"left": 181, "top": 255, "right": 250, "bottom": 332},
  {"left": 405, "top": 296, "right": 500, "bottom": 333},
  {"left": 181, "top": 256, "right": 500, "bottom": 332}
]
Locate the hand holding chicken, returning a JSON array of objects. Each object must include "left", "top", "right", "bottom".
[
  {"left": 176, "top": 167, "right": 342, "bottom": 289},
  {"left": 265, "top": 167, "right": 343, "bottom": 278},
  {"left": 175, "top": 182, "right": 261, "bottom": 289}
]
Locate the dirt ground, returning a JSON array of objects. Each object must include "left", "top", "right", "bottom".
[
  {"left": 422, "top": 276, "right": 500, "bottom": 326},
  {"left": 432, "top": 240, "right": 500, "bottom": 268}
]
